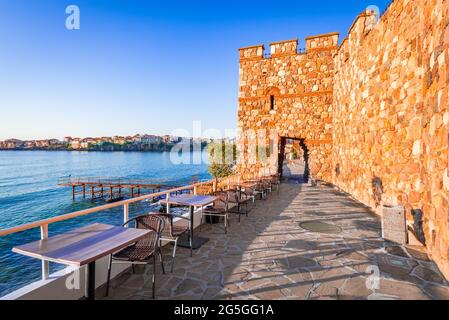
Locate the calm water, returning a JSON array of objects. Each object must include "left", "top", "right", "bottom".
[{"left": 0, "top": 151, "right": 210, "bottom": 297}]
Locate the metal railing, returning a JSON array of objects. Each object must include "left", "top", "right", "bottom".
[{"left": 0, "top": 173, "right": 258, "bottom": 282}]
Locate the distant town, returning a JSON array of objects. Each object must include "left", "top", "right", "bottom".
[{"left": 0, "top": 134, "right": 217, "bottom": 151}]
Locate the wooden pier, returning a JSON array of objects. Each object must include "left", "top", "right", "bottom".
[{"left": 58, "top": 177, "right": 181, "bottom": 202}]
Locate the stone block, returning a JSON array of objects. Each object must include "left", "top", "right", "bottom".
[{"left": 382, "top": 205, "right": 407, "bottom": 244}]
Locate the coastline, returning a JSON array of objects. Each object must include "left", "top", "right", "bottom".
[{"left": 0, "top": 143, "right": 208, "bottom": 153}]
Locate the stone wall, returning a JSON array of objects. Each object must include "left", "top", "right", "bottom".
[
  {"left": 333, "top": 0, "right": 449, "bottom": 278},
  {"left": 237, "top": 0, "right": 449, "bottom": 278},
  {"left": 238, "top": 34, "right": 338, "bottom": 180}
]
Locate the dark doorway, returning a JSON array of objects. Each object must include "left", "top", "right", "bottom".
[{"left": 278, "top": 137, "right": 309, "bottom": 184}]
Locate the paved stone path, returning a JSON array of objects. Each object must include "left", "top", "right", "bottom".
[
  {"left": 102, "top": 182, "right": 449, "bottom": 300},
  {"left": 282, "top": 160, "right": 307, "bottom": 184}
]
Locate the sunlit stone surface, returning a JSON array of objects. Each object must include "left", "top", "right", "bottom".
[{"left": 102, "top": 183, "right": 449, "bottom": 300}]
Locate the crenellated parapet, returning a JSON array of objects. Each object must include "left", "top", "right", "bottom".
[
  {"left": 239, "top": 32, "right": 339, "bottom": 62},
  {"left": 305, "top": 32, "right": 339, "bottom": 51},
  {"left": 239, "top": 44, "right": 264, "bottom": 61},
  {"left": 269, "top": 39, "right": 298, "bottom": 57}
]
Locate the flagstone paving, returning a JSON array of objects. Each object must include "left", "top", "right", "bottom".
[{"left": 101, "top": 182, "right": 449, "bottom": 300}]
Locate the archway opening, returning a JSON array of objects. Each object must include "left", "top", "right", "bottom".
[{"left": 278, "top": 137, "right": 309, "bottom": 183}]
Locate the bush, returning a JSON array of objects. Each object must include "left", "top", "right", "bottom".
[{"left": 208, "top": 141, "right": 237, "bottom": 179}]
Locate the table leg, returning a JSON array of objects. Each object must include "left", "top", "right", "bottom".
[
  {"left": 86, "top": 261, "right": 96, "bottom": 300},
  {"left": 189, "top": 205, "right": 194, "bottom": 257},
  {"left": 177, "top": 205, "right": 209, "bottom": 251}
]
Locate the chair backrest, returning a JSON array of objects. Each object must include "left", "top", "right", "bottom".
[
  {"left": 135, "top": 214, "right": 165, "bottom": 249},
  {"left": 243, "top": 184, "right": 255, "bottom": 195},
  {"left": 213, "top": 191, "right": 229, "bottom": 209},
  {"left": 152, "top": 213, "right": 175, "bottom": 237}
]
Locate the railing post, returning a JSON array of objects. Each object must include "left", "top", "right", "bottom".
[
  {"left": 166, "top": 193, "right": 170, "bottom": 214},
  {"left": 40, "top": 224, "right": 49, "bottom": 280},
  {"left": 123, "top": 203, "right": 129, "bottom": 227}
]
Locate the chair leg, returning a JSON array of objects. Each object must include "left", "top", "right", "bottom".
[
  {"left": 152, "top": 254, "right": 156, "bottom": 299},
  {"left": 200, "top": 212, "right": 204, "bottom": 232},
  {"left": 105, "top": 254, "right": 112, "bottom": 297},
  {"left": 171, "top": 239, "right": 178, "bottom": 273},
  {"left": 224, "top": 215, "right": 227, "bottom": 234},
  {"left": 159, "top": 248, "right": 166, "bottom": 275},
  {"left": 189, "top": 230, "right": 193, "bottom": 257}
]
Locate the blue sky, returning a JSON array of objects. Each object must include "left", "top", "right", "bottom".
[{"left": 0, "top": 0, "right": 392, "bottom": 140}]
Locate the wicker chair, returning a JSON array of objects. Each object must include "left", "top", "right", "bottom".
[
  {"left": 240, "top": 183, "right": 257, "bottom": 206},
  {"left": 105, "top": 214, "right": 165, "bottom": 299},
  {"left": 246, "top": 179, "right": 267, "bottom": 200},
  {"left": 270, "top": 174, "right": 281, "bottom": 192},
  {"left": 155, "top": 213, "right": 190, "bottom": 272},
  {"left": 228, "top": 188, "right": 252, "bottom": 222},
  {"left": 201, "top": 191, "right": 230, "bottom": 233},
  {"left": 262, "top": 177, "right": 273, "bottom": 194}
]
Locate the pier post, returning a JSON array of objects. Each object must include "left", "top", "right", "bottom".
[
  {"left": 83, "top": 185, "right": 86, "bottom": 199},
  {"left": 72, "top": 186, "right": 75, "bottom": 201}
]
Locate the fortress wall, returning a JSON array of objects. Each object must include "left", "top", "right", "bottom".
[{"left": 333, "top": 0, "right": 449, "bottom": 277}]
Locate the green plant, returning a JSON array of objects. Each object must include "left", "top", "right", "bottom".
[
  {"left": 208, "top": 141, "right": 237, "bottom": 179},
  {"left": 292, "top": 148, "right": 298, "bottom": 160}
]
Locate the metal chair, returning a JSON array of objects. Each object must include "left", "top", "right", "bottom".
[
  {"left": 228, "top": 188, "right": 252, "bottom": 222},
  {"left": 241, "top": 183, "right": 257, "bottom": 204},
  {"left": 246, "top": 179, "right": 267, "bottom": 200},
  {"left": 270, "top": 174, "right": 281, "bottom": 192},
  {"left": 201, "top": 191, "right": 230, "bottom": 233},
  {"left": 105, "top": 214, "right": 165, "bottom": 299},
  {"left": 261, "top": 177, "right": 273, "bottom": 194},
  {"left": 155, "top": 213, "right": 190, "bottom": 273}
]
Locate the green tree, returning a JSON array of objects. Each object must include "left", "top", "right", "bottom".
[{"left": 208, "top": 141, "right": 237, "bottom": 179}]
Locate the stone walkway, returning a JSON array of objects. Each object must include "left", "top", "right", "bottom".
[{"left": 102, "top": 182, "right": 449, "bottom": 300}]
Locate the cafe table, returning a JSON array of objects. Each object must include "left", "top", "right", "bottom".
[
  {"left": 12, "top": 223, "right": 150, "bottom": 300},
  {"left": 160, "top": 194, "right": 217, "bottom": 254}
]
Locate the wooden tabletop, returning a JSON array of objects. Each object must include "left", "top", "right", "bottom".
[
  {"left": 161, "top": 194, "right": 217, "bottom": 207},
  {"left": 12, "top": 223, "right": 150, "bottom": 266}
]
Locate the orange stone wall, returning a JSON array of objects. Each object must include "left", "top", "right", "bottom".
[
  {"left": 333, "top": 0, "right": 449, "bottom": 278},
  {"left": 238, "top": 35, "right": 338, "bottom": 180},
  {"left": 238, "top": 0, "right": 449, "bottom": 278}
]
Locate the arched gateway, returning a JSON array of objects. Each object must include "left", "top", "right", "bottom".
[{"left": 237, "top": 34, "right": 338, "bottom": 181}]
